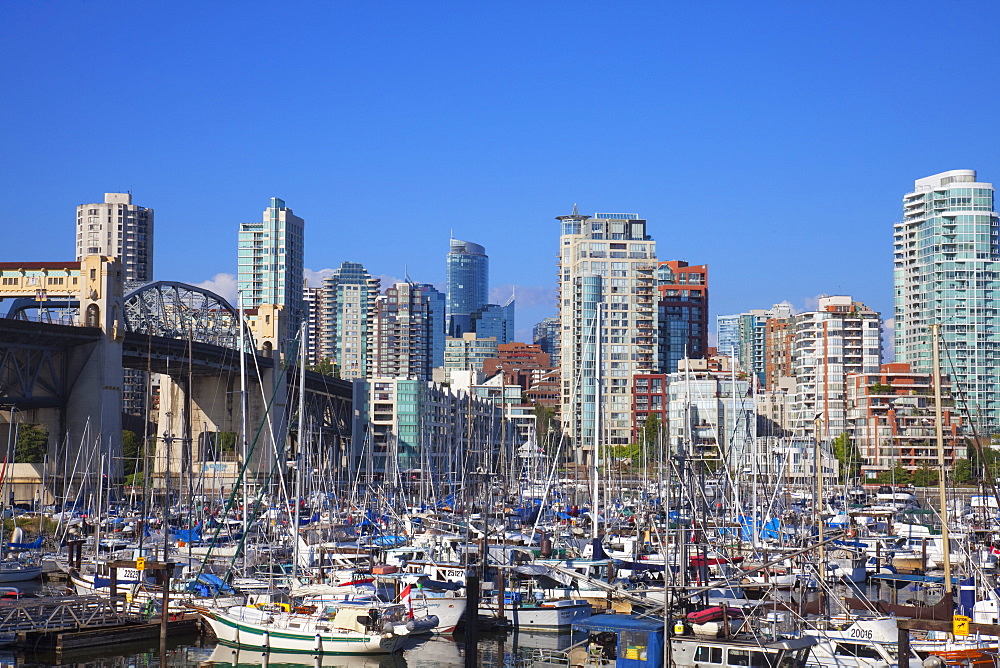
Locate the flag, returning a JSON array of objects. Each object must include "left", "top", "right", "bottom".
[
  {"left": 990, "top": 545, "right": 1000, "bottom": 556},
  {"left": 400, "top": 584, "right": 414, "bottom": 619}
]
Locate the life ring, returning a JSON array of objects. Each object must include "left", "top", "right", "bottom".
[{"left": 846, "top": 529, "right": 855, "bottom": 538}]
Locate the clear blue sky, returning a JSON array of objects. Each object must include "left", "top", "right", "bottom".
[{"left": 3, "top": 1, "right": 999, "bottom": 346}]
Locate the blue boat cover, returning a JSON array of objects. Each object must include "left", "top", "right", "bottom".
[
  {"left": 574, "top": 613, "right": 664, "bottom": 632},
  {"left": 174, "top": 523, "right": 202, "bottom": 543},
  {"left": 8, "top": 537, "right": 43, "bottom": 550}
]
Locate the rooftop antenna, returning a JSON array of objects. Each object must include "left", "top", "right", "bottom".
[{"left": 572, "top": 203, "right": 579, "bottom": 216}]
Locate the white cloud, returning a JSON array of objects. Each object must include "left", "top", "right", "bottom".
[
  {"left": 194, "top": 273, "right": 238, "bottom": 305},
  {"left": 799, "top": 295, "right": 826, "bottom": 313},
  {"left": 304, "top": 268, "right": 336, "bottom": 287}
]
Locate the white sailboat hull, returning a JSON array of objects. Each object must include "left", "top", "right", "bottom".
[
  {"left": 479, "top": 599, "right": 592, "bottom": 630},
  {"left": 202, "top": 606, "right": 408, "bottom": 655}
]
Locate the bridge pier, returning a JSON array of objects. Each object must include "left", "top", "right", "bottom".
[
  {"left": 0, "top": 256, "right": 124, "bottom": 499},
  {"left": 154, "top": 359, "right": 286, "bottom": 497}
]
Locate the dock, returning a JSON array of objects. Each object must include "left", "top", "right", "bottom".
[
  {"left": 17, "top": 614, "right": 201, "bottom": 651},
  {"left": 0, "top": 594, "right": 200, "bottom": 652}
]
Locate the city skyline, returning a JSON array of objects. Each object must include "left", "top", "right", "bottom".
[{"left": 4, "top": 3, "right": 1000, "bottom": 344}]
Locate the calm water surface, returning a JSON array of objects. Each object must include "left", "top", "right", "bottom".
[{"left": 10, "top": 629, "right": 584, "bottom": 668}]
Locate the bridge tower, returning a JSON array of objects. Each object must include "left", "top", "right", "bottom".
[{"left": 69, "top": 255, "right": 126, "bottom": 476}]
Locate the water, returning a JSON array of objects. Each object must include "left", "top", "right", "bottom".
[{"left": 8, "top": 630, "right": 584, "bottom": 667}]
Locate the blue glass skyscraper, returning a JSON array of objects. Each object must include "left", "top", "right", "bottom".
[{"left": 446, "top": 239, "right": 488, "bottom": 337}]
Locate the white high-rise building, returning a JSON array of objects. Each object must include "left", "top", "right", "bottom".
[
  {"left": 556, "top": 208, "right": 658, "bottom": 462},
  {"left": 238, "top": 198, "right": 305, "bottom": 349},
  {"left": 788, "top": 296, "right": 882, "bottom": 439},
  {"left": 75, "top": 192, "right": 154, "bottom": 285},
  {"left": 894, "top": 170, "right": 1000, "bottom": 433},
  {"left": 320, "top": 262, "right": 380, "bottom": 380}
]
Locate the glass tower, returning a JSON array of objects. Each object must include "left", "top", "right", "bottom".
[
  {"left": 238, "top": 197, "right": 305, "bottom": 349},
  {"left": 894, "top": 170, "right": 1000, "bottom": 433},
  {"left": 446, "top": 239, "right": 488, "bottom": 337}
]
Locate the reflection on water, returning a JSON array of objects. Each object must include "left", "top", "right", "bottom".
[
  {"left": 7, "top": 580, "right": 921, "bottom": 666},
  {"left": 11, "top": 629, "right": 585, "bottom": 668}
]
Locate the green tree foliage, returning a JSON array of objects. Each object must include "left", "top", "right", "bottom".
[
  {"left": 831, "top": 432, "right": 861, "bottom": 483},
  {"left": 14, "top": 424, "right": 47, "bottom": 463},
  {"left": 875, "top": 464, "right": 912, "bottom": 485},
  {"left": 952, "top": 458, "right": 973, "bottom": 484},
  {"left": 533, "top": 404, "right": 558, "bottom": 448},
  {"left": 642, "top": 414, "right": 661, "bottom": 455},
  {"left": 911, "top": 465, "right": 939, "bottom": 487},
  {"left": 971, "top": 444, "right": 1000, "bottom": 480},
  {"left": 869, "top": 383, "right": 893, "bottom": 395},
  {"left": 309, "top": 358, "right": 338, "bottom": 378},
  {"left": 122, "top": 430, "right": 142, "bottom": 477},
  {"left": 216, "top": 431, "right": 238, "bottom": 455}
]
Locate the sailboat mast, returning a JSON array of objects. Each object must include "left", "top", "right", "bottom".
[
  {"left": 237, "top": 291, "right": 249, "bottom": 571},
  {"left": 931, "top": 323, "right": 952, "bottom": 595},
  {"left": 592, "top": 301, "right": 601, "bottom": 541},
  {"left": 292, "top": 322, "right": 306, "bottom": 581}
]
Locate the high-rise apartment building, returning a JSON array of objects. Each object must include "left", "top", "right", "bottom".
[
  {"left": 319, "top": 262, "right": 380, "bottom": 380},
  {"left": 894, "top": 170, "right": 1000, "bottom": 433},
  {"left": 764, "top": 315, "right": 795, "bottom": 390},
  {"left": 716, "top": 304, "right": 793, "bottom": 387},
  {"left": 533, "top": 316, "right": 561, "bottom": 368},
  {"left": 446, "top": 239, "right": 488, "bottom": 337},
  {"left": 789, "top": 295, "right": 882, "bottom": 439},
  {"left": 716, "top": 315, "right": 741, "bottom": 360},
  {"left": 238, "top": 198, "right": 305, "bottom": 349},
  {"left": 302, "top": 284, "right": 324, "bottom": 366},
  {"left": 556, "top": 208, "right": 657, "bottom": 460},
  {"left": 846, "top": 363, "right": 962, "bottom": 473},
  {"left": 656, "top": 260, "right": 708, "bottom": 373},
  {"left": 76, "top": 192, "right": 153, "bottom": 285},
  {"left": 444, "top": 333, "right": 499, "bottom": 372},
  {"left": 352, "top": 377, "right": 506, "bottom": 475},
  {"left": 372, "top": 282, "right": 445, "bottom": 380}
]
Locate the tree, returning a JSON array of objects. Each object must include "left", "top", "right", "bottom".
[
  {"left": 216, "top": 431, "right": 238, "bottom": 457},
  {"left": 309, "top": 357, "right": 337, "bottom": 377},
  {"left": 642, "top": 414, "right": 661, "bottom": 457},
  {"left": 532, "top": 404, "right": 558, "bottom": 448},
  {"left": 876, "top": 464, "right": 911, "bottom": 485},
  {"left": 831, "top": 432, "right": 861, "bottom": 483},
  {"left": 14, "top": 424, "right": 47, "bottom": 463},
  {"left": 869, "top": 383, "right": 893, "bottom": 395},
  {"left": 911, "top": 465, "right": 939, "bottom": 487},
  {"left": 122, "top": 430, "right": 142, "bottom": 477},
  {"left": 952, "top": 458, "right": 973, "bottom": 484},
  {"left": 971, "top": 443, "right": 1000, "bottom": 480}
]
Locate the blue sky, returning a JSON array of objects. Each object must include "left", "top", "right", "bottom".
[{"left": 3, "top": 1, "right": 999, "bottom": 346}]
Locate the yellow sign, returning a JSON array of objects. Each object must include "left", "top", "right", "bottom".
[
  {"left": 136, "top": 557, "right": 146, "bottom": 571},
  {"left": 954, "top": 615, "right": 971, "bottom": 636}
]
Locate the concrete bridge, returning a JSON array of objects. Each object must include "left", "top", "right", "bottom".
[{"left": 0, "top": 256, "right": 351, "bottom": 499}]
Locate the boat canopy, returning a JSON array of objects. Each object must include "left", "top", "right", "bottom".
[{"left": 574, "top": 613, "right": 664, "bottom": 633}]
